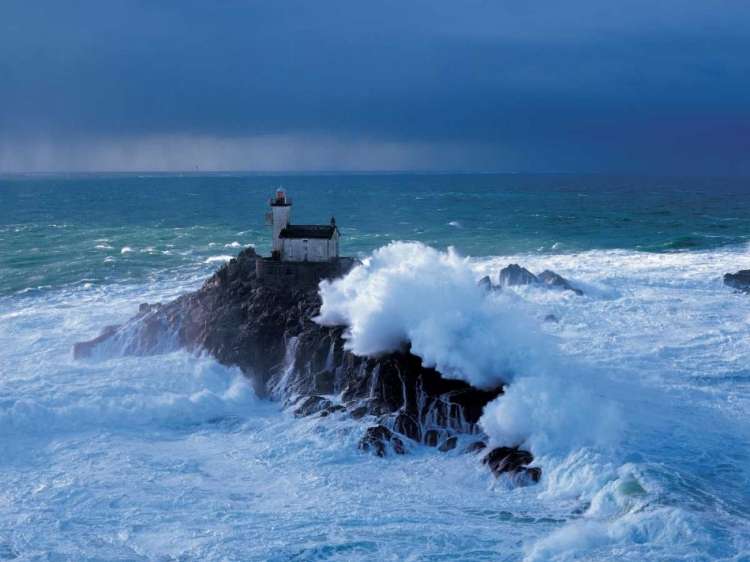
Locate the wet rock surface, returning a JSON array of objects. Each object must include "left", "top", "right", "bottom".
[
  {"left": 499, "top": 264, "right": 584, "bottom": 296},
  {"left": 74, "top": 246, "right": 538, "bottom": 481},
  {"left": 538, "top": 270, "right": 585, "bottom": 296},
  {"left": 724, "top": 270, "right": 750, "bottom": 293},
  {"left": 483, "top": 446, "right": 541, "bottom": 484},
  {"left": 499, "top": 264, "right": 538, "bottom": 286}
]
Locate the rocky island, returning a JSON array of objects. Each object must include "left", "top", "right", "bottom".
[
  {"left": 74, "top": 244, "right": 544, "bottom": 483},
  {"left": 74, "top": 191, "right": 580, "bottom": 484}
]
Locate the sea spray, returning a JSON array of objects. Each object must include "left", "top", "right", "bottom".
[
  {"left": 316, "top": 242, "right": 549, "bottom": 389},
  {"left": 316, "top": 242, "right": 621, "bottom": 453}
]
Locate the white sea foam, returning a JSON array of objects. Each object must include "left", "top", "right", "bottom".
[
  {"left": 316, "top": 241, "right": 750, "bottom": 559},
  {"left": 224, "top": 241, "right": 242, "bottom": 248},
  {"left": 317, "top": 242, "right": 549, "bottom": 389},
  {"left": 317, "top": 242, "right": 621, "bottom": 459},
  {"left": 204, "top": 255, "right": 233, "bottom": 264},
  {"left": 480, "top": 375, "right": 622, "bottom": 456},
  {"left": 1, "top": 244, "right": 749, "bottom": 560},
  {"left": 120, "top": 246, "right": 133, "bottom": 254}
]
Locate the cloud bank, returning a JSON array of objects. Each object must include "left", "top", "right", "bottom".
[{"left": 2, "top": 0, "right": 750, "bottom": 172}]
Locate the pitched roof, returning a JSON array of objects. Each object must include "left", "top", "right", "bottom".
[{"left": 279, "top": 225, "right": 339, "bottom": 240}]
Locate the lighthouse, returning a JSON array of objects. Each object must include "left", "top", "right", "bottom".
[
  {"left": 268, "top": 188, "right": 292, "bottom": 253},
  {"left": 266, "top": 188, "right": 340, "bottom": 262}
]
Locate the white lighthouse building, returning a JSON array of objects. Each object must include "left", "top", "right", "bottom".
[{"left": 267, "top": 188, "right": 340, "bottom": 262}]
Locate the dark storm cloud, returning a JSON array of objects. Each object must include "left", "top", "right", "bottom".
[{"left": 1, "top": 0, "right": 750, "bottom": 172}]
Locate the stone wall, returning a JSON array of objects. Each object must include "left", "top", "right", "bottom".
[{"left": 255, "top": 257, "right": 357, "bottom": 288}]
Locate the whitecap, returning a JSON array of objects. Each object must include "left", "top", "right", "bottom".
[{"left": 205, "top": 255, "right": 233, "bottom": 264}]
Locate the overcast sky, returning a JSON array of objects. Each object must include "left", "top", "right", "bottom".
[{"left": 1, "top": 0, "right": 749, "bottom": 173}]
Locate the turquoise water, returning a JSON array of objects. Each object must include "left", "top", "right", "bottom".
[
  {"left": 1, "top": 174, "right": 749, "bottom": 560},
  {"left": 1, "top": 173, "right": 749, "bottom": 295}
]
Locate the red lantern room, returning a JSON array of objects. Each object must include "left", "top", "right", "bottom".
[{"left": 269, "top": 187, "right": 292, "bottom": 207}]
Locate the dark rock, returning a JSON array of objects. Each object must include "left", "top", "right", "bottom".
[
  {"left": 724, "top": 270, "right": 750, "bottom": 293},
  {"left": 525, "top": 467, "right": 542, "bottom": 483},
  {"left": 319, "top": 404, "right": 347, "bottom": 418},
  {"left": 424, "top": 429, "right": 441, "bottom": 447},
  {"left": 499, "top": 264, "right": 538, "bottom": 287},
  {"left": 349, "top": 405, "right": 370, "bottom": 420},
  {"left": 538, "top": 270, "right": 584, "bottom": 296},
  {"left": 359, "top": 425, "right": 407, "bottom": 456},
  {"left": 438, "top": 436, "right": 458, "bottom": 452},
  {"left": 72, "top": 324, "right": 119, "bottom": 359},
  {"left": 464, "top": 441, "right": 487, "bottom": 454},
  {"left": 544, "top": 314, "right": 559, "bottom": 324},
  {"left": 75, "top": 245, "right": 513, "bottom": 477},
  {"left": 482, "top": 446, "right": 540, "bottom": 484},
  {"left": 477, "top": 275, "right": 500, "bottom": 292},
  {"left": 393, "top": 413, "right": 422, "bottom": 441},
  {"left": 294, "top": 395, "right": 333, "bottom": 417}
]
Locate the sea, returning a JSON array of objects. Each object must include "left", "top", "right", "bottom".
[{"left": 0, "top": 173, "right": 749, "bottom": 561}]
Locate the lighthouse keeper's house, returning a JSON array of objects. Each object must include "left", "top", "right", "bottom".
[{"left": 266, "top": 188, "right": 340, "bottom": 262}]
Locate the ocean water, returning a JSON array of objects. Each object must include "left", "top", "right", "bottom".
[{"left": 1, "top": 173, "right": 749, "bottom": 560}]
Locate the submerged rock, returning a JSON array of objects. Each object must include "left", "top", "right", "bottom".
[
  {"left": 464, "top": 440, "right": 488, "bottom": 454},
  {"left": 724, "top": 270, "right": 750, "bottom": 293},
  {"left": 544, "top": 314, "right": 559, "bottom": 324},
  {"left": 72, "top": 324, "right": 119, "bottom": 359},
  {"left": 294, "top": 395, "right": 333, "bottom": 417},
  {"left": 438, "top": 436, "right": 458, "bottom": 452},
  {"left": 359, "top": 425, "right": 407, "bottom": 456},
  {"left": 482, "top": 446, "right": 540, "bottom": 483}
]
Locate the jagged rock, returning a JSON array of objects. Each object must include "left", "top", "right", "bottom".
[
  {"left": 393, "top": 413, "right": 422, "bottom": 441},
  {"left": 294, "top": 395, "right": 333, "bottom": 417},
  {"left": 538, "top": 270, "right": 584, "bottom": 296},
  {"left": 319, "top": 404, "right": 347, "bottom": 418},
  {"left": 72, "top": 324, "right": 119, "bottom": 359},
  {"left": 438, "top": 436, "right": 458, "bottom": 452},
  {"left": 424, "top": 429, "right": 441, "bottom": 447},
  {"left": 482, "top": 446, "right": 540, "bottom": 483},
  {"left": 464, "top": 441, "right": 487, "bottom": 454},
  {"left": 544, "top": 314, "right": 559, "bottom": 324},
  {"left": 499, "top": 264, "right": 538, "bottom": 287},
  {"left": 477, "top": 275, "right": 500, "bottom": 292},
  {"left": 724, "top": 270, "right": 750, "bottom": 293},
  {"left": 75, "top": 245, "right": 518, "bottom": 480},
  {"left": 349, "top": 405, "right": 370, "bottom": 420},
  {"left": 359, "top": 425, "right": 407, "bottom": 456}
]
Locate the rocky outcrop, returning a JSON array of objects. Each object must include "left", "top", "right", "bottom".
[
  {"left": 74, "top": 246, "right": 538, "bottom": 483},
  {"left": 538, "top": 270, "right": 585, "bottom": 296},
  {"left": 499, "top": 264, "right": 538, "bottom": 286},
  {"left": 499, "top": 264, "right": 583, "bottom": 296},
  {"left": 477, "top": 275, "right": 500, "bottom": 292},
  {"left": 724, "top": 270, "right": 750, "bottom": 293},
  {"left": 482, "top": 447, "right": 541, "bottom": 483}
]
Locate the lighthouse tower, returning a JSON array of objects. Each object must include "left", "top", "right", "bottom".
[
  {"left": 266, "top": 188, "right": 340, "bottom": 262},
  {"left": 268, "top": 188, "right": 292, "bottom": 253}
]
